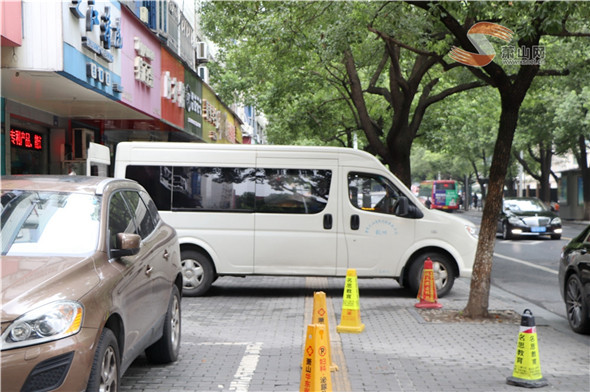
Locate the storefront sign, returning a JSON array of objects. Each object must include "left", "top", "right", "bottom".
[
  {"left": 86, "top": 62, "right": 111, "bottom": 86},
  {"left": 179, "top": 12, "right": 194, "bottom": 69},
  {"left": 10, "top": 128, "right": 43, "bottom": 150},
  {"left": 63, "top": 1, "right": 122, "bottom": 97},
  {"left": 134, "top": 37, "right": 154, "bottom": 87},
  {"left": 184, "top": 71, "right": 203, "bottom": 138},
  {"left": 119, "top": 6, "right": 160, "bottom": 117},
  {"left": 202, "top": 98, "right": 220, "bottom": 129},
  {"left": 70, "top": 1, "right": 122, "bottom": 62},
  {"left": 162, "top": 71, "right": 185, "bottom": 107},
  {"left": 161, "top": 48, "right": 185, "bottom": 129}
]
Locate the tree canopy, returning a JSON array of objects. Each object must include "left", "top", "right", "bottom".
[{"left": 202, "top": 0, "right": 590, "bottom": 318}]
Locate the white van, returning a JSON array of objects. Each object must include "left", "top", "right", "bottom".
[{"left": 114, "top": 142, "right": 478, "bottom": 297}]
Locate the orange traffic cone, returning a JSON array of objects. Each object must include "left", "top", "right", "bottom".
[
  {"left": 337, "top": 269, "right": 365, "bottom": 333},
  {"left": 415, "top": 258, "right": 442, "bottom": 309},
  {"left": 303, "top": 291, "right": 338, "bottom": 371},
  {"left": 300, "top": 323, "right": 332, "bottom": 392},
  {"left": 506, "top": 309, "right": 548, "bottom": 388}
]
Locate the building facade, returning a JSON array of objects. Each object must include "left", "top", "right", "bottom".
[{"left": 1, "top": 0, "right": 243, "bottom": 176}]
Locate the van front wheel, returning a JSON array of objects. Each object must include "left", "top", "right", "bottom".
[
  {"left": 181, "top": 250, "right": 214, "bottom": 296},
  {"left": 408, "top": 253, "right": 455, "bottom": 298}
]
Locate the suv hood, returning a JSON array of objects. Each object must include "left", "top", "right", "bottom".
[{"left": 1, "top": 256, "right": 100, "bottom": 321}]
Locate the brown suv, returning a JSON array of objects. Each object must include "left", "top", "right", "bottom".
[{"left": 1, "top": 175, "right": 183, "bottom": 391}]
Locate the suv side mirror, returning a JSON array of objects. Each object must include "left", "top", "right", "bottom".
[{"left": 110, "top": 233, "right": 141, "bottom": 259}]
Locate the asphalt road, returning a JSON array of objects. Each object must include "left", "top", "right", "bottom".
[{"left": 459, "top": 210, "right": 588, "bottom": 320}]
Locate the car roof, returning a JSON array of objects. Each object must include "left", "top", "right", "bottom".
[{"left": 1, "top": 175, "right": 138, "bottom": 196}]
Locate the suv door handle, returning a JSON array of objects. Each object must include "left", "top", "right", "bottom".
[
  {"left": 145, "top": 265, "right": 153, "bottom": 276},
  {"left": 351, "top": 215, "right": 360, "bottom": 230},
  {"left": 323, "top": 214, "right": 333, "bottom": 230}
]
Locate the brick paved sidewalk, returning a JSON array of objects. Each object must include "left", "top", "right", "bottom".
[{"left": 121, "top": 276, "right": 590, "bottom": 392}]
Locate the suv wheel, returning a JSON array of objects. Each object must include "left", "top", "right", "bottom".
[
  {"left": 146, "top": 286, "right": 181, "bottom": 363},
  {"left": 565, "top": 274, "right": 590, "bottom": 334},
  {"left": 87, "top": 328, "right": 119, "bottom": 392}
]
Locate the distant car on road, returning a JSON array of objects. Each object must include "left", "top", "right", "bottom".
[
  {"left": 1, "top": 175, "right": 183, "bottom": 391},
  {"left": 497, "top": 197, "right": 562, "bottom": 240},
  {"left": 558, "top": 225, "right": 590, "bottom": 334}
]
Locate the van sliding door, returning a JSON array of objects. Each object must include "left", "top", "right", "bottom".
[{"left": 253, "top": 157, "right": 338, "bottom": 275}]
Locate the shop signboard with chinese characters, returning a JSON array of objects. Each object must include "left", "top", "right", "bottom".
[
  {"left": 179, "top": 12, "right": 194, "bottom": 70},
  {"left": 161, "top": 48, "right": 185, "bottom": 129},
  {"left": 184, "top": 71, "right": 203, "bottom": 139},
  {"left": 62, "top": 0, "right": 123, "bottom": 98},
  {"left": 202, "top": 84, "right": 241, "bottom": 144},
  {"left": 120, "top": 6, "right": 161, "bottom": 118},
  {"left": 201, "top": 84, "right": 221, "bottom": 143}
]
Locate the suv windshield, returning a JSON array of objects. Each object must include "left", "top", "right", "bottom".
[{"left": 1, "top": 191, "right": 101, "bottom": 256}]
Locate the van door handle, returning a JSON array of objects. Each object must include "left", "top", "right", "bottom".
[
  {"left": 351, "top": 215, "right": 360, "bottom": 230},
  {"left": 323, "top": 214, "right": 333, "bottom": 230}
]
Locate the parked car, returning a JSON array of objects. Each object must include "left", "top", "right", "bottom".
[
  {"left": 558, "top": 225, "right": 590, "bottom": 334},
  {"left": 497, "top": 197, "right": 562, "bottom": 240},
  {"left": 1, "top": 175, "right": 183, "bottom": 391}
]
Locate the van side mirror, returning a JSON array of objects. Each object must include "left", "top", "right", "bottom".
[
  {"left": 110, "top": 233, "right": 141, "bottom": 259},
  {"left": 395, "top": 196, "right": 424, "bottom": 219},
  {"left": 395, "top": 197, "right": 410, "bottom": 217}
]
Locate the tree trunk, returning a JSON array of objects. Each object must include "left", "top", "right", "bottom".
[
  {"left": 463, "top": 96, "right": 520, "bottom": 319},
  {"left": 539, "top": 143, "right": 552, "bottom": 203},
  {"left": 386, "top": 128, "right": 413, "bottom": 187}
]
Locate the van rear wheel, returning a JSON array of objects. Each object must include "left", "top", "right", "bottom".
[
  {"left": 181, "top": 250, "right": 214, "bottom": 296},
  {"left": 408, "top": 253, "right": 455, "bottom": 298}
]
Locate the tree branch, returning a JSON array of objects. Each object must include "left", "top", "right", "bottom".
[{"left": 423, "top": 81, "right": 487, "bottom": 107}]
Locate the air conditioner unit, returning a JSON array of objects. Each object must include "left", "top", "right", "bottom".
[
  {"left": 197, "top": 65, "right": 209, "bottom": 83},
  {"left": 140, "top": 7, "right": 149, "bottom": 24},
  {"left": 73, "top": 128, "right": 95, "bottom": 159},
  {"left": 196, "top": 42, "right": 209, "bottom": 62}
]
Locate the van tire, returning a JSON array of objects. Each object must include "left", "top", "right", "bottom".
[
  {"left": 407, "top": 252, "right": 455, "bottom": 298},
  {"left": 181, "top": 250, "right": 214, "bottom": 296}
]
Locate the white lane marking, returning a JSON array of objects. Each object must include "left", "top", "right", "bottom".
[
  {"left": 229, "top": 342, "right": 263, "bottom": 392},
  {"left": 494, "top": 252, "right": 558, "bottom": 275},
  {"left": 195, "top": 342, "right": 263, "bottom": 392}
]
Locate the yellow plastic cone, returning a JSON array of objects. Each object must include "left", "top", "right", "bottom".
[
  {"left": 300, "top": 324, "right": 332, "bottom": 392},
  {"left": 337, "top": 269, "right": 365, "bottom": 333},
  {"left": 506, "top": 309, "right": 548, "bottom": 388}
]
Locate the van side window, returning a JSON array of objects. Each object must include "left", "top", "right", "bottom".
[
  {"left": 348, "top": 172, "right": 400, "bottom": 214},
  {"left": 126, "top": 165, "right": 172, "bottom": 211},
  {"left": 172, "top": 167, "right": 256, "bottom": 211},
  {"left": 256, "top": 169, "right": 331, "bottom": 214}
]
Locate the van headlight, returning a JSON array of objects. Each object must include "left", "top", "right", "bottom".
[
  {"left": 465, "top": 224, "right": 479, "bottom": 239},
  {"left": 1, "top": 301, "right": 84, "bottom": 350},
  {"left": 551, "top": 217, "right": 561, "bottom": 225}
]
